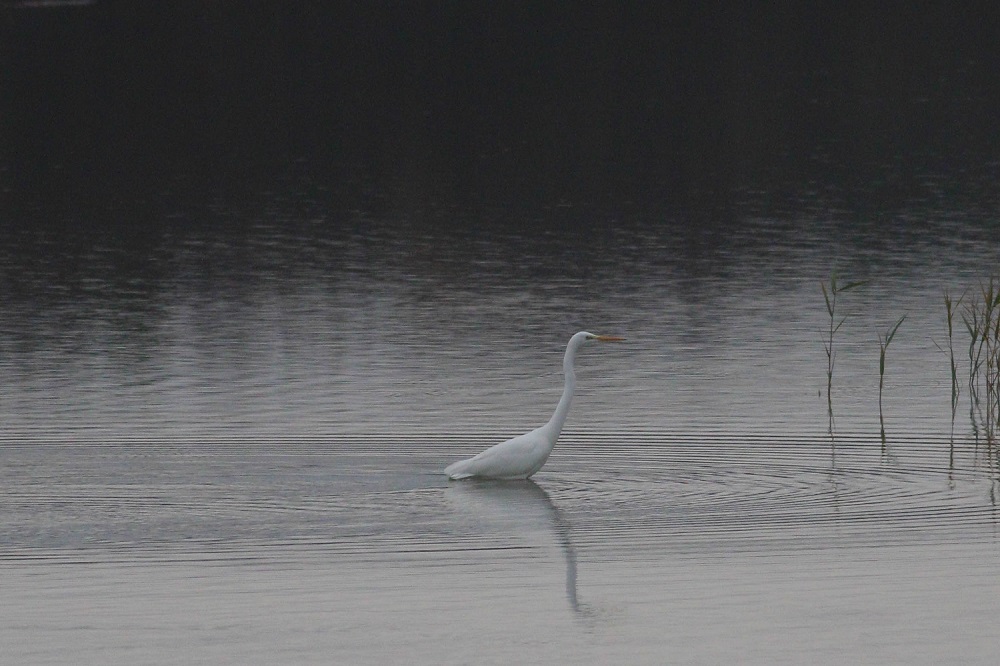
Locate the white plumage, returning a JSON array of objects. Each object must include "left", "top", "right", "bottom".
[{"left": 444, "top": 331, "right": 623, "bottom": 480}]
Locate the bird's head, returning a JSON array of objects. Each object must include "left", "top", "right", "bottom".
[{"left": 578, "top": 331, "right": 626, "bottom": 344}]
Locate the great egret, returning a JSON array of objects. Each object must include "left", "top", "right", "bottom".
[{"left": 444, "top": 331, "right": 624, "bottom": 480}]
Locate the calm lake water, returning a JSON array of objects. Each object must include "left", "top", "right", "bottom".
[
  {"left": 3, "top": 208, "right": 1000, "bottom": 664},
  {"left": 5, "top": 5, "right": 1000, "bottom": 663}
]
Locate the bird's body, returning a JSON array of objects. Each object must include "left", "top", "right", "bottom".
[
  {"left": 444, "top": 331, "right": 623, "bottom": 480},
  {"left": 443, "top": 425, "right": 558, "bottom": 480}
]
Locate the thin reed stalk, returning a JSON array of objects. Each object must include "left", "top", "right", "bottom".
[
  {"left": 945, "top": 291, "right": 962, "bottom": 413},
  {"left": 877, "top": 315, "right": 906, "bottom": 415},
  {"left": 821, "top": 274, "right": 865, "bottom": 418},
  {"left": 877, "top": 315, "right": 905, "bottom": 451}
]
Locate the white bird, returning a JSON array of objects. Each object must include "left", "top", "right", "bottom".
[{"left": 444, "top": 331, "right": 624, "bottom": 480}]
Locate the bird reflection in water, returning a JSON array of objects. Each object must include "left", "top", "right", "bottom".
[{"left": 445, "top": 479, "right": 599, "bottom": 620}]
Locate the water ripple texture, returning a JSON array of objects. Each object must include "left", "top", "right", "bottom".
[{"left": 1, "top": 431, "right": 997, "bottom": 564}]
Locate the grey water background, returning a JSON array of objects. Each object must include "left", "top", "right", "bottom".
[{"left": 4, "top": 4, "right": 1000, "bottom": 664}]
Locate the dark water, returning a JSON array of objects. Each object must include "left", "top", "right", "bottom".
[
  {"left": 4, "top": 4, "right": 1000, "bottom": 664},
  {"left": 2, "top": 215, "right": 998, "bottom": 440}
]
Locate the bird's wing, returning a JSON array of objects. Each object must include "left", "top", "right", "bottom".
[{"left": 461, "top": 430, "right": 548, "bottom": 478}]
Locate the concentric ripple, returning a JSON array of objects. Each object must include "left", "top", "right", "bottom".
[{"left": 1, "top": 430, "right": 998, "bottom": 564}]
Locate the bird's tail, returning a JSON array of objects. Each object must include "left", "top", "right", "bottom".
[{"left": 444, "top": 458, "right": 475, "bottom": 480}]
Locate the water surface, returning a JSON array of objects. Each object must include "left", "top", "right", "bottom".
[
  {"left": 3, "top": 213, "right": 1000, "bottom": 665},
  {"left": 2, "top": 432, "right": 999, "bottom": 664},
  {"left": 4, "top": 6, "right": 1000, "bottom": 661}
]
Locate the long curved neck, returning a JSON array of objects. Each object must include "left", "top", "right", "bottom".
[{"left": 544, "top": 341, "right": 579, "bottom": 436}]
